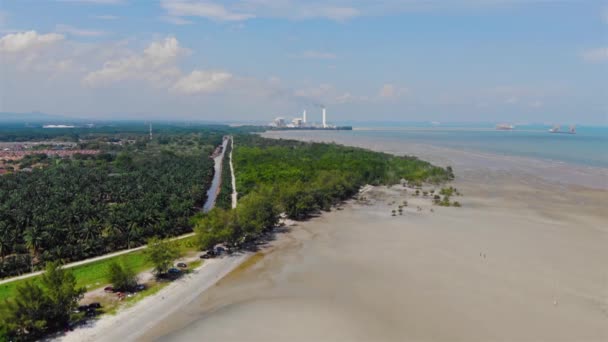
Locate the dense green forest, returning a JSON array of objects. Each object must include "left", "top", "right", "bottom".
[
  {"left": 0, "top": 128, "right": 455, "bottom": 341},
  {"left": 195, "top": 134, "right": 453, "bottom": 250},
  {"left": 233, "top": 135, "right": 453, "bottom": 218},
  {"left": 0, "top": 123, "right": 263, "bottom": 143},
  {"left": 215, "top": 137, "right": 234, "bottom": 210},
  {"left": 0, "top": 125, "right": 230, "bottom": 278}
]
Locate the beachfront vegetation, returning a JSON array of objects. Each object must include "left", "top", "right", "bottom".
[
  {"left": 146, "top": 238, "right": 181, "bottom": 276},
  {"left": 234, "top": 135, "right": 452, "bottom": 218},
  {"left": 0, "top": 262, "right": 84, "bottom": 341},
  {"left": 0, "top": 127, "right": 455, "bottom": 340},
  {"left": 0, "top": 125, "right": 230, "bottom": 279},
  {"left": 195, "top": 134, "right": 453, "bottom": 251},
  {"left": 107, "top": 261, "right": 138, "bottom": 292},
  {"left": 195, "top": 190, "right": 280, "bottom": 250},
  {"left": 433, "top": 186, "right": 463, "bottom": 207}
]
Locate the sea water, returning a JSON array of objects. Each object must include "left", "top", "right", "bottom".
[
  {"left": 352, "top": 125, "right": 608, "bottom": 168},
  {"left": 260, "top": 125, "right": 608, "bottom": 189}
]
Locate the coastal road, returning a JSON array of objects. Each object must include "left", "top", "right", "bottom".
[
  {"left": 58, "top": 253, "right": 250, "bottom": 342},
  {"left": 1, "top": 139, "right": 231, "bottom": 287},
  {"left": 229, "top": 136, "right": 238, "bottom": 209}
]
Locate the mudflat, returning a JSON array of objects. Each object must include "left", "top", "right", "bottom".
[{"left": 141, "top": 132, "right": 608, "bottom": 342}]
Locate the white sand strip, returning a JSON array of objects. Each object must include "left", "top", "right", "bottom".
[{"left": 56, "top": 253, "right": 250, "bottom": 342}]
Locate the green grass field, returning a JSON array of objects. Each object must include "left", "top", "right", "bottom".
[{"left": 0, "top": 235, "right": 199, "bottom": 303}]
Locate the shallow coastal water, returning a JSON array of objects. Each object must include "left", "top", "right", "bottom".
[
  {"left": 142, "top": 130, "right": 608, "bottom": 342},
  {"left": 263, "top": 129, "right": 608, "bottom": 190},
  {"left": 352, "top": 126, "right": 608, "bottom": 168}
]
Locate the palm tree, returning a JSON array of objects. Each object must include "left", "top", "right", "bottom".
[{"left": 24, "top": 225, "right": 43, "bottom": 260}]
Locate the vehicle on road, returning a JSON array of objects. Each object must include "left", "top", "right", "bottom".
[
  {"left": 167, "top": 268, "right": 181, "bottom": 275},
  {"left": 200, "top": 250, "right": 216, "bottom": 259}
]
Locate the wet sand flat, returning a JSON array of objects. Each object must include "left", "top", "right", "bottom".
[{"left": 142, "top": 132, "right": 608, "bottom": 342}]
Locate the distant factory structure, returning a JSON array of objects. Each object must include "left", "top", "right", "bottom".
[{"left": 269, "top": 107, "right": 351, "bottom": 130}]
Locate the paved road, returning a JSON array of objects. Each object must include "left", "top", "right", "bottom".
[
  {"left": 229, "top": 136, "right": 238, "bottom": 209},
  {"left": 0, "top": 233, "right": 196, "bottom": 286},
  {"left": 1, "top": 140, "right": 230, "bottom": 287},
  {"left": 58, "top": 254, "right": 250, "bottom": 342},
  {"left": 1, "top": 138, "right": 232, "bottom": 286}
]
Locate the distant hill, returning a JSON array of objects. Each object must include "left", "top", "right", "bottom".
[{"left": 0, "top": 112, "right": 79, "bottom": 123}]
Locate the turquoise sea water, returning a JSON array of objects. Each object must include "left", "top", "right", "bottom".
[{"left": 352, "top": 126, "right": 608, "bottom": 168}]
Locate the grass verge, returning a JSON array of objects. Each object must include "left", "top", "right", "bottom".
[{"left": 0, "top": 235, "right": 200, "bottom": 302}]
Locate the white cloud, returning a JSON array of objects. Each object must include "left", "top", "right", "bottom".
[
  {"left": 57, "top": 0, "right": 125, "bottom": 4},
  {"left": 298, "top": 50, "right": 337, "bottom": 59},
  {"left": 171, "top": 70, "right": 233, "bottom": 94},
  {"left": 160, "top": 0, "right": 548, "bottom": 23},
  {"left": 83, "top": 36, "right": 234, "bottom": 95},
  {"left": 56, "top": 24, "right": 107, "bottom": 37},
  {"left": 379, "top": 84, "right": 408, "bottom": 98},
  {"left": 0, "top": 31, "right": 64, "bottom": 53},
  {"left": 298, "top": 6, "right": 359, "bottom": 21},
  {"left": 161, "top": 0, "right": 360, "bottom": 22},
  {"left": 160, "top": 16, "right": 194, "bottom": 25},
  {"left": 236, "top": 0, "right": 361, "bottom": 21},
  {"left": 581, "top": 47, "right": 608, "bottom": 63},
  {"left": 94, "top": 15, "right": 119, "bottom": 20},
  {"left": 161, "top": 1, "right": 255, "bottom": 21},
  {"left": 84, "top": 37, "right": 186, "bottom": 86}
]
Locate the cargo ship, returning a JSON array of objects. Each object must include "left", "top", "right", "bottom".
[
  {"left": 496, "top": 124, "right": 515, "bottom": 130},
  {"left": 548, "top": 125, "right": 576, "bottom": 134}
]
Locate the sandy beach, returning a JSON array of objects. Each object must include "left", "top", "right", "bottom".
[
  {"left": 139, "top": 131, "right": 608, "bottom": 341},
  {"left": 57, "top": 130, "right": 608, "bottom": 342},
  {"left": 56, "top": 254, "right": 250, "bottom": 342}
]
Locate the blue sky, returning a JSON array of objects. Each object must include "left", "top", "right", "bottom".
[{"left": 0, "top": 0, "right": 606, "bottom": 124}]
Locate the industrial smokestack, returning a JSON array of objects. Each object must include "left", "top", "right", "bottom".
[
  {"left": 303, "top": 110, "right": 307, "bottom": 124},
  {"left": 322, "top": 107, "right": 327, "bottom": 128}
]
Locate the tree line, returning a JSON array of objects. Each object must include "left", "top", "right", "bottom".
[
  {"left": 195, "top": 134, "right": 453, "bottom": 251},
  {"left": 0, "top": 128, "right": 227, "bottom": 278},
  {"left": 0, "top": 236, "right": 184, "bottom": 341}
]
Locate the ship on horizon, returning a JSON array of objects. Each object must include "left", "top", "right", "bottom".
[
  {"left": 496, "top": 124, "right": 515, "bottom": 130},
  {"left": 549, "top": 125, "right": 576, "bottom": 134}
]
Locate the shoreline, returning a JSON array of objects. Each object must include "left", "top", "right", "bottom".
[
  {"left": 57, "top": 131, "right": 608, "bottom": 341},
  {"left": 143, "top": 182, "right": 608, "bottom": 341},
  {"left": 260, "top": 130, "right": 608, "bottom": 191},
  {"left": 56, "top": 253, "right": 251, "bottom": 342},
  {"left": 137, "top": 131, "right": 607, "bottom": 341}
]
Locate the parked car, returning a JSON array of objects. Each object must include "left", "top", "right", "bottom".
[
  {"left": 135, "top": 284, "right": 146, "bottom": 292},
  {"left": 176, "top": 262, "right": 187, "bottom": 268},
  {"left": 77, "top": 305, "right": 89, "bottom": 312},
  {"left": 200, "top": 250, "right": 216, "bottom": 259},
  {"left": 88, "top": 302, "right": 102, "bottom": 309},
  {"left": 167, "top": 268, "right": 181, "bottom": 275},
  {"left": 103, "top": 286, "right": 114, "bottom": 293}
]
